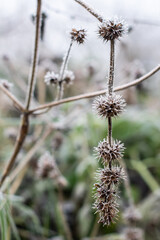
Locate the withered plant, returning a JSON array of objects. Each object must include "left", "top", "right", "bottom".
[{"left": 0, "top": 0, "right": 160, "bottom": 238}]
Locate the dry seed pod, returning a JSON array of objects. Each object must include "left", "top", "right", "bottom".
[
  {"left": 37, "top": 152, "right": 56, "bottom": 179},
  {"left": 95, "top": 138, "right": 125, "bottom": 164},
  {"left": 70, "top": 28, "right": 86, "bottom": 44},
  {"left": 0, "top": 79, "right": 13, "bottom": 90},
  {"left": 63, "top": 70, "right": 75, "bottom": 85},
  {"left": 44, "top": 71, "right": 59, "bottom": 85},
  {"left": 98, "top": 18, "right": 128, "bottom": 42},
  {"left": 93, "top": 94, "right": 126, "bottom": 118},
  {"left": 97, "top": 166, "right": 126, "bottom": 186},
  {"left": 94, "top": 183, "right": 119, "bottom": 226},
  {"left": 123, "top": 206, "right": 142, "bottom": 224},
  {"left": 124, "top": 227, "right": 144, "bottom": 240}
]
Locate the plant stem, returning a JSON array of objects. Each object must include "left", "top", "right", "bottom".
[
  {"left": 0, "top": 83, "right": 25, "bottom": 112},
  {"left": 0, "top": 0, "right": 41, "bottom": 188},
  {"left": 58, "top": 186, "right": 73, "bottom": 240},
  {"left": 0, "top": 114, "right": 29, "bottom": 187},
  {"left": 25, "top": 0, "right": 41, "bottom": 110},
  {"left": 108, "top": 40, "right": 115, "bottom": 95},
  {"left": 57, "top": 40, "right": 73, "bottom": 100},
  {"left": 108, "top": 117, "right": 112, "bottom": 170},
  {"left": 28, "top": 63, "right": 160, "bottom": 114},
  {"left": 119, "top": 158, "right": 134, "bottom": 207},
  {"left": 107, "top": 40, "right": 115, "bottom": 171},
  {"left": 74, "top": 0, "right": 104, "bottom": 23}
]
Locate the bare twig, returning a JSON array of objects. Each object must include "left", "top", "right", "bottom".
[
  {"left": 0, "top": 83, "right": 25, "bottom": 112},
  {"left": 29, "top": 64, "right": 160, "bottom": 114},
  {"left": 25, "top": 0, "right": 41, "bottom": 110},
  {"left": 57, "top": 40, "right": 73, "bottom": 100},
  {"left": 0, "top": 114, "right": 29, "bottom": 187},
  {"left": 74, "top": 0, "right": 103, "bottom": 22},
  {"left": 119, "top": 158, "right": 134, "bottom": 207},
  {"left": 58, "top": 186, "right": 73, "bottom": 240},
  {"left": 7, "top": 127, "right": 52, "bottom": 188},
  {"left": 0, "top": 0, "right": 42, "bottom": 187}
]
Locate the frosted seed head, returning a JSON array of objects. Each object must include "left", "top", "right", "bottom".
[
  {"left": 95, "top": 138, "right": 125, "bottom": 164},
  {"left": 37, "top": 152, "right": 56, "bottom": 179},
  {"left": 44, "top": 71, "right": 59, "bottom": 85},
  {"left": 98, "top": 17, "right": 128, "bottom": 42},
  {"left": 123, "top": 206, "right": 142, "bottom": 224},
  {"left": 124, "top": 227, "right": 144, "bottom": 240},
  {"left": 93, "top": 179, "right": 119, "bottom": 226},
  {"left": 63, "top": 70, "right": 75, "bottom": 85},
  {"left": 70, "top": 28, "right": 86, "bottom": 44},
  {"left": 93, "top": 94, "right": 126, "bottom": 118},
  {"left": 99, "top": 166, "right": 126, "bottom": 186}
]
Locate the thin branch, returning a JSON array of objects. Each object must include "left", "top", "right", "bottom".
[
  {"left": 119, "top": 158, "right": 134, "bottom": 207},
  {"left": 7, "top": 127, "right": 52, "bottom": 187},
  {"left": 74, "top": 0, "right": 103, "bottom": 22},
  {"left": 57, "top": 40, "right": 74, "bottom": 100},
  {"left": 29, "top": 64, "right": 160, "bottom": 114},
  {"left": 0, "top": 0, "right": 42, "bottom": 188},
  {"left": 0, "top": 83, "right": 25, "bottom": 112},
  {"left": 25, "top": 0, "right": 41, "bottom": 110},
  {"left": 0, "top": 114, "right": 29, "bottom": 187}
]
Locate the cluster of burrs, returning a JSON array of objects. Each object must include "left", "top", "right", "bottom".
[
  {"left": 93, "top": 17, "right": 128, "bottom": 226},
  {"left": 93, "top": 94, "right": 126, "bottom": 225}
]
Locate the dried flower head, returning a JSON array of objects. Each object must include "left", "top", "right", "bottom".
[
  {"left": 98, "top": 18, "right": 127, "bottom": 42},
  {"left": 97, "top": 166, "right": 126, "bottom": 186},
  {"left": 37, "top": 152, "right": 68, "bottom": 187},
  {"left": 124, "top": 227, "right": 144, "bottom": 240},
  {"left": 63, "top": 70, "right": 75, "bottom": 85},
  {"left": 37, "top": 152, "right": 56, "bottom": 179},
  {"left": 44, "top": 71, "right": 59, "bottom": 85},
  {"left": 95, "top": 138, "right": 124, "bottom": 164},
  {"left": 94, "top": 183, "right": 119, "bottom": 226},
  {"left": 93, "top": 94, "right": 126, "bottom": 118},
  {"left": 70, "top": 28, "right": 86, "bottom": 44},
  {"left": 0, "top": 79, "right": 13, "bottom": 90},
  {"left": 123, "top": 206, "right": 142, "bottom": 224}
]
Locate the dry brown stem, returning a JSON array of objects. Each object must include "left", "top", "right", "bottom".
[
  {"left": 74, "top": 0, "right": 104, "bottom": 22},
  {"left": 29, "top": 64, "right": 160, "bottom": 114},
  {"left": 0, "top": 0, "right": 42, "bottom": 187},
  {"left": 0, "top": 83, "right": 25, "bottom": 112}
]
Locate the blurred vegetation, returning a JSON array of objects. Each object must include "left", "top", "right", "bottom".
[{"left": 1, "top": 95, "right": 160, "bottom": 239}]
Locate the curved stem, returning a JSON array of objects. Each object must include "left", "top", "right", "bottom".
[
  {"left": 0, "top": 114, "right": 29, "bottom": 187},
  {"left": 0, "top": 0, "right": 41, "bottom": 188},
  {"left": 74, "top": 0, "right": 104, "bottom": 23},
  {"left": 57, "top": 40, "right": 73, "bottom": 100},
  {"left": 29, "top": 64, "right": 160, "bottom": 114},
  {"left": 0, "top": 83, "right": 25, "bottom": 112}
]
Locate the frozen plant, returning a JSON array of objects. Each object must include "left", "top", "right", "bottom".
[
  {"left": 44, "top": 28, "right": 86, "bottom": 100},
  {"left": 93, "top": 17, "right": 128, "bottom": 226}
]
